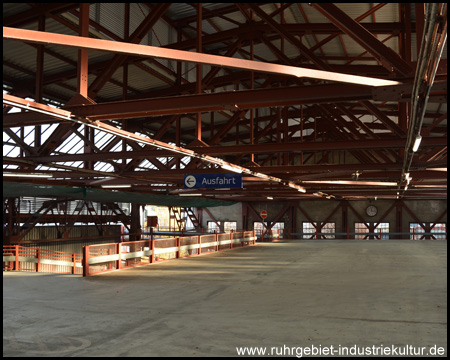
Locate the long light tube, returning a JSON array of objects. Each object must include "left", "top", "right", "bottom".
[
  {"left": 412, "top": 135, "right": 422, "bottom": 152},
  {"left": 221, "top": 164, "right": 243, "bottom": 174},
  {"left": 4, "top": 172, "right": 53, "bottom": 178}
]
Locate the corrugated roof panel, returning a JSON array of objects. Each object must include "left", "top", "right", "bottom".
[
  {"left": 112, "top": 65, "right": 172, "bottom": 94},
  {"left": 3, "top": 40, "right": 36, "bottom": 81},
  {"left": 129, "top": 3, "right": 150, "bottom": 36},
  {"left": 203, "top": 10, "right": 247, "bottom": 33},
  {"left": 164, "top": 3, "right": 195, "bottom": 21},
  {"left": 144, "top": 18, "right": 172, "bottom": 46},
  {"left": 3, "top": 2, "right": 31, "bottom": 18},
  {"left": 96, "top": 79, "right": 123, "bottom": 100},
  {"left": 93, "top": 3, "right": 125, "bottom": 39}
]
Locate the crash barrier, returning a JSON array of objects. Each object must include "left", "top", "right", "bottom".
[
  {"left": 3, "top": 245, "right": 83, "bottom": 274},
  {"left": 83, "top": 231, "right": 256, "bottom": 276},
  {"left": 254, "top": 229, "right": 284, "bottom": 242},
  {"left": 288, "top": 228, "right": 447, "bottom": 240}
]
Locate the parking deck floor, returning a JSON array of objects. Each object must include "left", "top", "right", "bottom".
[{"left": 3, "top": 240, "right": 447, "bottom": 357}]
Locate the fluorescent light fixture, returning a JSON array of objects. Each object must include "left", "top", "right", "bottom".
[
  {"left": 302, "top": 180, "right": 397, "bottom": 186},
  {"left": 267, "top": 196, "right": 274, "bottom": 200},
  {"left": 221, "top": 164, "right": 243, "bottom": 174},
  {"left": 4, "top": 172, "right": 53, "bottom": 178},
  {"left": 412, "top": 135, "right": 422, "bottom": 152},
  {"left": 101, "top": 184, "right": 132, "bottom": 188},
  {"left": 178, "top": 193, "right": 203, "bottom": 196},
  {"left": 429, "top": 168, "right": 447, "bottom": 172},
  {"left": 287, "top": 182, "right": 306, "bottom": 193}
]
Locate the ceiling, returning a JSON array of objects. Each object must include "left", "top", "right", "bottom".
[{"left": 3, "top": 3, "right": 447, "bottom": 203}]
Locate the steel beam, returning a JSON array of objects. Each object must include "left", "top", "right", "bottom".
[
  {"left": 311, "top": 3, "right": 414, "bottom": 77},
  {"left": 186, "top": 137, "right": 446, "bottom": 156},
  {"left": 359, "top": 100, "right": 406, "bottom": 138},
  {"left": 22, "top": 137, "right": 446, "bottom": 163},
  {"left": 64, "top": 83, "right": 374, "bottom": 119},
  {"left": 248, "top": 4, "right": 333, "bottom": 71},
  {"left": 3, "top": 27, "right": 400, "bottom": 87}
]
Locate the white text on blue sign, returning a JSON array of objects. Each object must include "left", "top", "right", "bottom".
[{"left": 184, "top": 174, "right": 243, "bottom": 189}]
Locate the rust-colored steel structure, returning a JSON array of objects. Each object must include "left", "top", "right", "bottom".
[{"left": 2, "top": 4, "right": 447, "bottom": 241}]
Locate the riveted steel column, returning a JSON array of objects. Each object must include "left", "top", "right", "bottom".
[
  {"left": 196, "top": 3, "right": 203, "bottom": 142},
  {"left": 77, "top": 3, "right": 89, "bottom": 97}
]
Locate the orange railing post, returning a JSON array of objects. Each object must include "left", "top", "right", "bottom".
[
  {"left": 151, "top": 240, "right": 155, "bottom": 263},
  {"left": 15, "top": 245, "right": 19, "bottom": 271}
]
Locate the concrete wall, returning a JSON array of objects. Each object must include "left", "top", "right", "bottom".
[
  {"left": 201, "top": 200, "right": 447, "bottom": 237},
  {"left": 201, "top": 202, "right": 243, "bottom": 230}
]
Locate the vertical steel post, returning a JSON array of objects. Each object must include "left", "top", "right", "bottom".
[
  {"left": 77, "top": 3, "right": 90, "bottom": 97},
  {"left": 195, "top": 3, "right": 202, "bottom": 142},
  {"left": 82, "top": 246, "right": 89, "bottom": 277},
  {"left": 72, "top": 253, "right": 76, "bottom": 274},
  {"left": 117, "top": 243, "right": 121, "bottom": 270}
]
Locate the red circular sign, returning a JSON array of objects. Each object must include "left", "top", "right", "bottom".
[{"left": 260, "top": 210, "right": 268, "bottom": 219}]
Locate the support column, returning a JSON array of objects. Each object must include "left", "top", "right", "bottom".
[
  {"left": 242, "top": 203, "right": 249, "bottom": 231},
  {"left": 35, "top": 15, "right": 45, "bottom": 149},
  {"left": 249, "top": 34, "right": 255, "bottom": 164},
  {"left": 396, "top": 200, "right": 403, "bottom": 239},
  {"left": 341, "top": 200, "right": 348, "bottom": 239},
  {"left": 123, "top": 3, "right": 130, "bottom": 100},
  {"left": 130, "top": 203, "right": 142, "bottom": 241},
  {"left": 195, "top": 3, "right": 203, "bottom": 142},
  {"left": 77, "top": 3, "right": 90, "bottom": 97}
]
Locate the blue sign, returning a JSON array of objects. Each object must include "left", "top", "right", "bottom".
[{"left": 184, "top": 174, "right": 243, "bottom": 189}]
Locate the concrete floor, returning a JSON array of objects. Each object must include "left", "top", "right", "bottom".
[{"left": 3, "top": 240, "right": 447, "bottom": 357}]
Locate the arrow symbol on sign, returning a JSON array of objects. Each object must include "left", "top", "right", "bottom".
[{"left": 185, "top": 175, "right": 196, "bottom": 188}]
